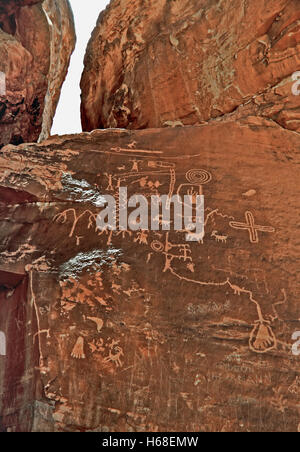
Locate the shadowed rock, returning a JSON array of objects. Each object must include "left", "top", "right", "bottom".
[{"left": 0, "top": 0, "right": 75, "bottom": 148}]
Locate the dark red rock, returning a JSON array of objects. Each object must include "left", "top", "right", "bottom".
[
  {"left": 0, "top": 119, "right": 299, "bottom": 431},
  {"left": 0, "top": 0, "right": 75, "bottom": 148}
]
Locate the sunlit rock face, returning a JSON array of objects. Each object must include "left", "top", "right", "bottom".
[
  {"left": 80, "top": 0, "right": 300, "bottom": 131},
  {"left": 0, "top": 120, "right": 299, "bottom": 431},
  {"left": 0, "top": 0, "right": 75, "bottom": 148}
]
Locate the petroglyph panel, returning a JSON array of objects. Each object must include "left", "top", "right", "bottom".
[{"left": 0, "top": 120, "right": 299, "bottom": 431}]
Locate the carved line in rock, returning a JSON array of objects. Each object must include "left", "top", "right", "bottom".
[
  {"left": 230, "top": 211, "right": 276, "bottom": 244},
  {"left": 52, "top": 151, "right": 285, "bottom": 356}
]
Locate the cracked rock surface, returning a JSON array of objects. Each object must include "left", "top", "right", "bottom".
[
  {"left": 0, "top": 0, "right": 75, "bottom": 148},
  {"left": 81, "top": 0, "right": 300, "bottom": 131},
  {"left": 0, "top": 119, "right": 299, "bottom": 431}
]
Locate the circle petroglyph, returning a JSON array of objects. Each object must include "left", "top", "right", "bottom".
[{"left": 185, "top": 169, "right": 212, "bottom": 185}]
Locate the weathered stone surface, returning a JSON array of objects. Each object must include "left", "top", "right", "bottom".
[
  {"left": 81, "top": 0, "right": 300, "bottom": 131},
  {"left": 0, "top": 119, "right": 299, "bottom": 431},
  {"left": 0, "top": 0, "right": 75, "bottom": 148}
]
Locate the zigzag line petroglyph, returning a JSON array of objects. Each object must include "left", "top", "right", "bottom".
[{"left": 205, "top": 208, "right": 235, "bottom": 227}]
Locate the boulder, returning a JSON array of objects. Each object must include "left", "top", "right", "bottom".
[
  {"left": 81, "top": 0, "right": 300, "bottom": 131},
  {"left": 0, "top": 0, "right": 75, "bottom": 148}
]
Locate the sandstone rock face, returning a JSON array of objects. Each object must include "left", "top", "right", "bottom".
[
  {"left": 0, "top": 0, "right": 75, "bottom": 148},
  {"left": 0, "top": 119, "right": 299, "bottom": 431},
  {"left": 81, "top": 0, "right": 300, "bottom": 131}
]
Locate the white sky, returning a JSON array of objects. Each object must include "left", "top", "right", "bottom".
[{"left": 51, "top": 0, "right": 110, "bottom": 136}]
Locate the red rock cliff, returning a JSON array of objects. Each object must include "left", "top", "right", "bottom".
[
  {"left": 0, "top": 119, "right": 299, "bottom": 431},
  {"left": 81, "top": 0, "right": 300, "bottom": 131},
  {"left": 0, "top": 0, "right": 75, "bottom": 148}
]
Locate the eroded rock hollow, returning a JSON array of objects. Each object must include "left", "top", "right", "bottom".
[{"left": 0, "top": 0, "right": 75, "bottom": 148}]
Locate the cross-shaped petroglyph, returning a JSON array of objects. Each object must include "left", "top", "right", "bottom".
[
  {"left": 52, "top": 156, "right": 286, "bottom": 356},
  {"left": 229, "top": 211, "right": 275, "bottom": 243}
]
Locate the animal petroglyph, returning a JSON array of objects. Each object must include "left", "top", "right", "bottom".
[
  {"left": 53, "top": 157, "right": 285, "bottom": 356},
  {"left": 104, "top": 340, "right": 124, "bottom": 368},
  {"left": 211, "top": 231, "right": 228, "bottom": 243}
]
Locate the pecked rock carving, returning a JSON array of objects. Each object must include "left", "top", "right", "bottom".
[{"left": 0, "top": 120, "right": 299, "bottom": 431}]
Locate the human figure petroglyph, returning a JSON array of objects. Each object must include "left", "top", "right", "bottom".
[
  {"left": 130, "top": 159, "right": 143, "bottom": 172},
  {"left": 150, "top": 234, "right": 193, "bottom": 273},
  {"left": 134, "top": 230, "right": 149, "bottom": 245},
  {"left": 53, "top": 157, "right": 286, "bottom": 355},
  {"left": 104, "top": 173, "right": 114, "bottom": 191},
  {"left": 176, "top": 169, "right": 212, "bottom": 207}
]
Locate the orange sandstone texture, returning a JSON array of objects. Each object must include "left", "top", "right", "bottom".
[
  {"left": 0, "top": 120, "right": 299, "bottom": 431},
  {"left": 81, "top": 0, "right": 300, "bottom": 131},
  {"left": 0, "top": 0, "right": 75, "bottom": 148}
]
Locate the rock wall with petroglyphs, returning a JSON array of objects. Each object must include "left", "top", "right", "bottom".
[{"left": 0, "top": 120, "right": 299, "bottom": 431}]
